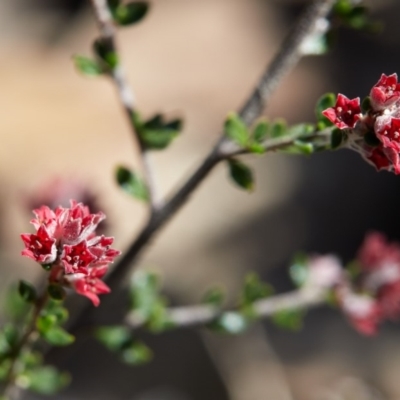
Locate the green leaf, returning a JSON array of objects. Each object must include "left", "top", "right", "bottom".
[
  {"left": 315, "top": 93, "right": 336, "bottom": 125},
  {"left": 18, "top": 281, "right": 37, "bottom": 303},
  {"left": 73, "top": 55, "right": 103, "bottom": 76},
  {"left": 241, "top": 273, "right": 273, "bottom": 307},
  {"left": 3, "top": 324, "right": 19, "bottom": 348},
  {"left": 95, "top": 326, "right": 131, "bottom": 351},
  {"left": 114, "top": 2, "right": 149, "bottom": 26},
  {"left": 224, "top": 113, "right": 250, "bottom": 147},
  {"left": 42, "top": 327, "right": 74, "bottom": 347},
  {"left": 272, "top": 309, "right": 305, "bottom": 331},
  {"left": 252, "top": 119, "right": 270, "bottom": 143},
  {"left": 47, "top": 284, "right": 66, "bottom": 301},
  {"left": 227, "top": 159, "right": 254, "bottom": 192},
  {"left": 116, "top": 166, "right": 149, "bottom": 202},
  {"left": 107, "top": 0, "right": 121, "bottom": 10},
  {"left": 364, "top": 129, "right": 381, "bottom": 147},
  {"left": 130, "top": 271, "right": 161, "bottom": 318},
  {"left": 289, "top": 254, "right": 308, "bottom": 287},
  {"left": 20, "top": 366, "right": 70, "bottom": 395},
  {"left": 210, "top": 312, "right": 248, "bottom": 334},
  {"left": 270, "top": 119, "right": 287, "bottom": 138},
  {"left": 361, "top": 96, "right": 372, "bottom": 113},
  {"left": 43, "top": 301, "right": 69, "bottom": 325},
  {"left": 93, "top": 39, "right": 119, "bottom": 69},
  {"left": 36, "top": 314, "right": 57, "bottom": 334},
  {"left": 3, "top": 285, "right": 30, "bottom": 320},
  {"left": 202, "top": 287, "right": 225, "bottom": 307},
  {"left": 121, "top": 341, "right": 153, "bottom": 365},
  {"left": 331, "top": 128, "right": 344, "bottom": 149},
  {"left": 140, "top": 127, "right": 180, "bottom": 150}
]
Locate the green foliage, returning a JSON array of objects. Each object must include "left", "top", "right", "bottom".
[
  {"left": 240, "top": 273, "right": 273, "bottom": 308},
  {"left": 95, "top": 326, "right": 131, "bottom": 351},
  {"left": 209, "top": 312, "right": 249, "bottom": 335},
  {"left": 18, "top": 281, "right": 36, "bottom": 303},
  {"left": 252, "top": 119, "right": 270, "bottom": 143},
  {"left": 271, "top": 309, "right": 305, "bottom": 331},
  {"left": 41, "top": 327, "right": 75, "bottom": 347},
  {"left": 93, "top": 38, "right": 119, "bottom": 70},
  {"left": 133, "top": 112, "right": 183, "bottom": 151},
  {"left": 289, "top": 254, "right": 309, "bottom": 287},
  {"left": 361, "top": 96, "right": 372, "bottom": 113},
  {"left": 47, "top": 284, "right": 66, "bottom": 301},
  {"left": 333, "top": 1, "right": 381, "bottom": 32},
  {"left": 315, "top": 93, "right": 336, "bottom": 129},
  {"left": 364, "top": 130, "right": 381, "bottom": 147},
  {"left": 95, "top": 326, "right": 152, "bottom": 366},
  {"left": 227, "top": 159, "right": 254, "bottom": 192},
  {"left": 202, "top": 287, "right": 225, "bottom": 307},
  {"left": 73, "top": 55, "right": 103, "bottom": 76},
  {"left": 270, "top": 119, "right": 287, "bottom": 138},
  {"left": 129, "top": 271, "right": 173, "bottom": 332},
  {"left": 3, "top": 285, "right": 29, "bottom": 320},
  {"left": 19, "top": 366, "right": 70, "bottom": 395},
  {"left": 225, "top": 113, "right": 250, "bottom": 148},
  {"left": 331, "top": 128, "right": 344, "bottom": 150},
  {"left": 112, "top": 2, "right": 149, "bottom": 26},
  {"left": 116, "top": 166, "right": 149, "bottom": 202},
  {"left": 121, "top": 341, "right": 153, "bottom": 365},
  {"left": 37, "top": 301, "right": 73, "bottom": 346}
]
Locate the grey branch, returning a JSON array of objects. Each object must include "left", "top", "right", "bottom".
[
  {"left": 89, "top": 0, "right": 160, "bottom": 210},
  {"left": 67, "top": 0, "right": 336, "bottom": 331},
  {"left": 126, "top": 287, "right": 327, "bottom": 330}
]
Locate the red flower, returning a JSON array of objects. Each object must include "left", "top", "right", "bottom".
[
  {"left": 57, "top": 200, "right": 105, "bottom": 245},
  {"left": 339, "top": 289, "right": 381, "bottom": 336},
  {"left": 21, "top": 226, "right": 57, "bottom": 264},
  {"left": 322, "top": 94, "right": 361, "bottom": 129},
  {"left": 375, "top": 117, "right": 400, "bottom": 153},
  {"left": 370, "top": 73, "right": 400, "bottom": 111},
  {"left": 21, "top": 200, "right": 120, "bottom": 307},
  {"left": 61, "top": 242, "right": 97, "bottom": 274},
  {"left": 67, "top": 267, "right": 111, "bottom": 307},
  {"left": 358, "top": 232, "right": 400, "bottom": 271}
]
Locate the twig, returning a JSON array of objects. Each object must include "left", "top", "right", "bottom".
[
  {"left": 66, "top": 0, "right": 335, "bottom": 330},
  {"left": 1, "top": 292, "right": 49, "bottom": 399},
  {"left": 89, "top": 0, "right": 161, "bottom": 210},
  {"left": 125, "top": 287, "right": 327, "bottom": 330},
  {"left": 104, "top": 0, "right": 335, "bottom": 291}
]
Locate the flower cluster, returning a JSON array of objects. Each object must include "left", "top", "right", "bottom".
[
  {"left": 21, "top": 200, "right": 120, "bottom": 306},
  {"left": 322, "top": 73, "right": 400, "bottom": 174},
  {"left": 303, "top": 232, "right": 400, "bottom": 336},
  {"left": 331, "top": 233, "right": 400, "bottom": 335}
]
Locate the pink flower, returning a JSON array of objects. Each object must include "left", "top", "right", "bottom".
[
  {"left": 306, "top": 255, "right": 343, "bottom": 288},
  {"left": 338, "top": 287, "right": 381, "bottom": 336},
  {"left": 358, "top": 232, "right": 400, "bottom": 271},
  {"left": 67, "top": 267, "right": 111, "bottom": 307},
  {"left": 56, "top": 200, "right": 105, "bottom": 245},
  {"left": 21, "top": 200, "right": 120, "bottom": 306},
  {"left": 370, "top": 73, "right": 400, "bottom": 111},
  {"left": 322, "top": 94, "right": 361, "bottom": 129},
  {"left": 375, "top": 117, "right": 400, "bottom": 152},
  {"left": 21, "top": 226, "right": 57, "bottom": 265},
  {"left": 61, "top": 242, "right": 97, "bottom": 274}
]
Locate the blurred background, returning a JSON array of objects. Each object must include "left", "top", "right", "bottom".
[{"left": 1, "top": 0, "right": 400, "bottom": 399}]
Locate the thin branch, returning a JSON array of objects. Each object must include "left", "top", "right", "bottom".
[
  {"left": 125, "top": 287, "right": 327, "bottom": 330},
  {"left": 89, "top": 0, "right": 160, "bottom": 210},
  {"left": 238, "top": 0, "right": 335, "bottom": 127},
  {"left": 104, "top": 0, "right": 335, "bottom": 291},
  {"left": 1, "top": 291, "right": 49, "bottom": 399},
  {"left": 67, "top": 0, "right": 336, "bottom": 330}
]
